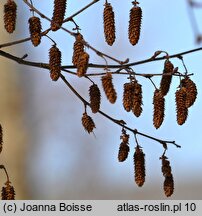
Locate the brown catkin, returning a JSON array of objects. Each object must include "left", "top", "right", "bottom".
[
  {"left": 103, "top": 2, "right": 116, "bottom": 46},
  {"left": 0, "top": 124, "right": 2, "bottom": 153},
  {"left": 72, "top": 33, "right": 84, "bottom": 66},
  {"left": 118, "top": 142, "right": 130, "bottom": 162},
  {"left": 101, "top": 72, "right": 117, "bottom": 103},
  {"left": 1, "top": 181, "right": 15, "bottom": 200},
  {"left": 175, "top": 87, "right": 188, "bottom": 125},
  {"left": 161, "top": 156, "right": 172, "bottom": 177},
  {"left": 153, "top": 89, "right": 165, "bottom": 129},
  {"left": 134, "top": 145, "right": 145, "bottom": 187},
  {"left": 51, "top": 0, "right": 67, "bottom": 31},
  {"left": 132, "top": 81, "right": 143, "bottom": 117},
  {"left": 118, "top": 130, "right": 130, "bottom": 162},
  {"left": 81, "top": 112, "right": 96, "bottom": 133},
  {"left": 181, "top": 77, "right": 197, "bottom": 108},
  {"left": 77, "top": 52, "right": 89, "bottom": 77},
  {"left": 89, "top": 84, "right": 101, "bottom": 113},
  {"left": 28, "top": 16, "right": 42, "bottom": 47},
  {"left": 123, "top": 82, "right": 133, "bottom": 112},
  {"left": 49, "top": 45, "right": 61, "bottom": 81},
  {"left": 128, "top": 3, "right": 142, "bottom": 45},
  {"left": 4, "top": 0, "right": 17, "bottom": 33},
  {"left": 164, "top": 175, "right": 174, "bottom": 197},
  {"left": 159, "top": 59, "right": 174, "bottom": 96}
]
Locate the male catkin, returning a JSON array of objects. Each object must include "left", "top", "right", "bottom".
[
  {"left": 132, "top": 81, "right": 143, "bottom": 117},
  {"left": 49, "top": 45, "right": 61, "bottom": 81},
  {"left": 123, "top": 82, "right": 133, "bottom": 112},
  {"left": 159, "top": 59, "right": 174, "bottom": 96},
  {"left": 175, "top": 87, "right": 188, "bottom": 125},
  {"left": 134, "top": 145, "right": 145, "bottom": 187},
  {"left": 89, "top": 84, "right": 101, "bottom": 113},
  {"left": 153, "top": 89, "right": 165, "bottom": 129},
  {"left": 51, "top": 0, "right": 67, "bottom": 31},
  {"left": 103, "top": 2, "right": 116, "bottom": 46},
  {"left": 81, "top": 112, "right": 96, "bottom": 134},
  {"left": 77, "top": 52, "right": 89, "bottom": 77},
  {"left": 72, "top": 33, "right": 84, "bottom": 66},
  {"left": 128, "top": 3, "right": 142, "bottom": 45},
  {"left": 101, "top": 72, "right": 117, "bottom": 104},
  {"left": 118, "top": 130, "right": 130, "bottom": 162},
  {"left": 4, "top": 0, "right": 17, "bottom": 33},
  {"left": 181, "top": 77, "right": 197, "bottom": 108},
  {"left": 28, "top": 16, "right": 42, "bottom": 47},
  {"left": 1, "top": 181, "right": 15, "bottom": 200}
]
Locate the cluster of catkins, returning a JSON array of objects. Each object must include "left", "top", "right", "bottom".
[
  {"left": 117, "top": 128, "right": 174, "bottom": 197},
  {"left": 0, "top": 125, "right": 15, "bottom": 200},
  {"left": 153, "top": 59, "right": 197, "bottom": 129},
  {"left": 104, "top": 0, "right": 142, "bottom": 46}
]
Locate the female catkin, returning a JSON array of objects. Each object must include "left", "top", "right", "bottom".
[
  {"left": 51, "top": 0, "right": 67, "bottom": 31},
  {"left": 4, "top": 0, "right": 17, "bottom": 33},
  {"left": 101, "top": 72, "right": 117, "bottom": 103},
  {"left": 134, "top": 145, "right": 145, "bottom": 187},
  {"left": 28, "top": 16, "right": 42, "bottom": 47},
  {"left": 128, "top": 2, "right": 142, "bottom": 45},
  {"left": 103, "top": 2, "right": 116, "bottom": 46},
  {"left": 49, "top": 45, "right": 61, "bottom": 81}
]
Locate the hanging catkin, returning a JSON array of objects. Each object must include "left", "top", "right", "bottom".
[
  {"left": 81, "top": 112, "right": 96, "bottom": 133},
  {"left": 72, "top": 33, "right": 84, "bottom": 66},
  {"left": 4, "top": 0, "right": 17, "bottom": 33},
  {"left": 118, "top": 130, "right": 130, "bottom": 162},
  {"left": 181, "top": 77, "right": 197, "bottom": 108},
  {"left": 0, "top": 124, "right": 2, "bottom": 153},
  {"left": 161, "top": 156, "right": 172, "bottom": 177},
  {"left": 132, "top": 81, "right": 143, "bottom": 117},
  {"left": 77, "top": 52, "right": 89, "bottom": 77},
  {"left": 123, "top": 82, "right": 133, "bottom": 112},
  {"left": 163, "top": 175, "right": 174, "bottom": 197},
  {"left": 1, "top": 181, "right": 15, "bottom": 200},
  {"left": 89, "top": 84, "right": 101, "bottom": 113},
  {"left": 49, "top": 45, "right": 61, "bottom": 81},
  {"left": 28, "top": 16, "right": 42, "bottom": 47},
  {"left": 128, "top": 2, "right": 142, "bottom": 45},
  {"left": 153, "top": 89, "right": 165, "bottom": 129},
  {"left": 103, "top": 2, "right": 116, "bottom": 46},
  {"left": 175, "top": 87, "right": 188, "bottom": 125},
  {"left": 101, "top": 72, "right": 117, "bottom": 103},
  {"left": 51, "top": 0, "right": 67, "bottom": 31},
  {"left": 159, "top": 59, "right": 174, "bottom": 96},
  {"left": 134, "top": 145, "right": 145, "bottom": 187}
]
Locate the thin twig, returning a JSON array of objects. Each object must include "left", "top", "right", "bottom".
[{"left": 59, "top": 74, "right": 181, "bottom": 148}]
